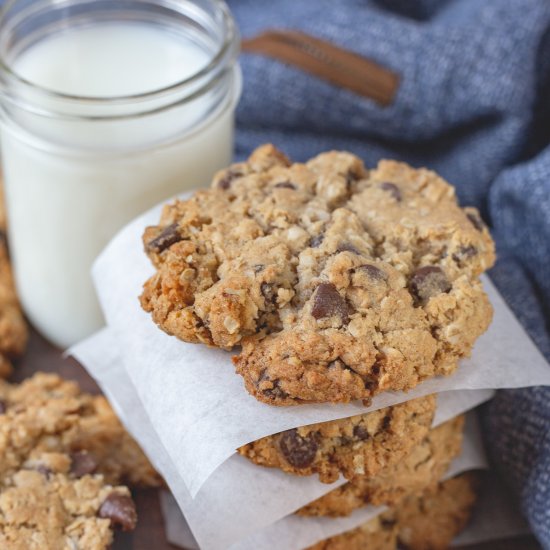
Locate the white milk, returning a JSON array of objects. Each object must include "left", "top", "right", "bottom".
[{"left": 1, "top": 22, "right": 240, "bottom": 347}]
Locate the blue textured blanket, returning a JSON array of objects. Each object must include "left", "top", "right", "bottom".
[{"left": 230, "top": 0, "right": 550, "bottom": 545}]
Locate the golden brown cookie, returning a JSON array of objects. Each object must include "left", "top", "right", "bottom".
[
  {"left": 395, "top": 472, "right": 479, "bottom": 549},
  {"left": 0, "top": 182, "right": 27, "bottom": 377},
  {"left": 306, "top": 472, "right": 478, "bottom": 550},
  {"left": 0, "top": 462, "right": 137, "bottom": 549},
  {"left": 297, "top": 415, "right": 464, "bottom": 516},
  {"left": 237, "top": 395, "right": 436, "bottom": 483},
  {"left": 141, "top": 145, "right": 495, "bottom": 405},
  {"left": 0, "top": 373, "right": 161, "bottom": 487},
  {"left": 307, "top": 514, "right": 398, "bottom": 550}
]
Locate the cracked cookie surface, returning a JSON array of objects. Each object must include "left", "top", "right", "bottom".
[
  {"left": 297, "top": 414, "right": 464, "bottom": 516},
  {"left": 237, "top": 395, "right": 436, "bottom": 483},
  {"left": 141, "top": 145, "right": 495, "bottom": 405},
  {"left": 306, "top": 472, "right": 478, "bottom": 550}
]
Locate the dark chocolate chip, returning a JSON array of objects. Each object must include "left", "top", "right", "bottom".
[
  {"left": 0, "top": 400, "right": 6, "bottom": 414},
  {"left": 336, "top": 243, "right": 360, "bottom": 255},
  {"left": 311, "top": 283, "right": 350, "bottom": 324},
  {"left": 260, "top": 282, "right": 277, "bottom": 304},
  {"left": 353, "top": 425, "right": 370, "bottom": 441},
  {"left": 262, "top": 380, "right": 289, "bottom": 400},
  {"left": 70, "top": 451, "right": 97, "bottom": 478},
  {"left": 309, "top": 234, "right": 324, "bottom": 248},
  {"left": 217, "top": 170, "right": 241, "bottom": 190},
  {"left": 218, "top": 178, "right": 231, "bottom": 190},
  {"left": 452, "top": 245, "right": 478, "bottom": 263},
  {"left": 380, "top": 517, "right": 397, "bottom": 528},
  {"left": 147, "top": 223, "right": 182, "bottom": 253},
  {"left": 364, "top": 378, "right": 377, "bottom": 391},
  {"left": 279, "top": 429, "right": 318, "bottom": 468},
  {"left": 371, "top": 362, "right": 381, "bottom": 375},
  {"left": 35, "top": 465, "right": 53, "bottom": 477},
  {"left": 466, "top": 211, "right": 484, "bottom": 232},
  {"left": 274, "top": 182, "right": 296, "bottom": 190},
  {"left": 379, "top": 182, "right": 402, "bottom": 202},
  {"left": 99, "top": 493, "right": 137, "bottom": 531},
  {"left": 357, "top": 264, "right": 387, "bottom": 281},
  {"left": 409, "top": 266, "right": 451, "bottom": 303},
  {"left": 346, "top": 170, "right": 360, "bottom": 188},
  {"left": 382, "top": 415, "right": 392, "bottom": 430}
]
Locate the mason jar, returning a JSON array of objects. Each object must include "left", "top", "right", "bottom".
[{"left": 0, "top": 0, "right": 241, "bottom": 348}]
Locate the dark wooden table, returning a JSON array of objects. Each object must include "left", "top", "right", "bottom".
[{"left": 12, "top": 329, "right": 541, "bottom": 550}]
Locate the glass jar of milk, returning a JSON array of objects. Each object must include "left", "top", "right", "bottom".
[{"left": 0, "top": 0, "right": 241, "bottom": 348}]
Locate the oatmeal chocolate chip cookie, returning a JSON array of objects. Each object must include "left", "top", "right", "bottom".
[
  {"left": 0, "top": 373, "right": 162, "bottom": 488},
  {"left": 237, "top": 395, "right": 436, "bottom": 483},
  {"left": 307, "top": 514, "right": 398, "bottom": 550},
  {"left": 0, "top": 184, "right": 27, "bottom": 378},
  {"left": 297, "top": 414, "right": 464, "bottom": 516},
  {"left": 306, "top": 472, "right": 478, "bottom": 550},
  {"left": 0, "top": 458, "right": 137, "bottom": 549},
  {"left": 395, "top": 472, "right": 479, "bottom": 549},
  {"left": 141, "top": 145, "right": 495, "bottom": 405}
]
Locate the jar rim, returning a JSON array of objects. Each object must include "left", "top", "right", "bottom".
[{"left": 0, "top": 0, "right": 239, "bottom": 109}]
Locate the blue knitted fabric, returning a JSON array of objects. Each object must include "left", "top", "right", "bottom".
[{"left": 229, "top": 0, "right": 550, "bottom": 545}]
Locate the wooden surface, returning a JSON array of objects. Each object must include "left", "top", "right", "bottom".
[{"left": 12, "top": 329, "right": 541, "bottom": 550}]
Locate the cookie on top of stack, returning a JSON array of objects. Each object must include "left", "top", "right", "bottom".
[{"left": 140, "top": 145, "right": 495, "bottom": 546}]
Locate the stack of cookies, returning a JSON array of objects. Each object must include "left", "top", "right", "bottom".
[{"left": 140, "top": 145, "right": 496, "bottom": 548}]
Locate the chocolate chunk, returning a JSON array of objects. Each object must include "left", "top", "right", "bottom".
[
  {"left": 337, "top": 243, "right": 360, "bottom": 255},
  {"left": 346, "top": 170, "right": 360, "bottom": 188},
  {"left": 279, "top": 429, "right": 318, "bottom": 468},
  {"left": 217, "top": 170, "right": 240, "bottom": 190},
  {"left": 262, "top": 380, "right": 289, "bottom": 400},
  {"left": 353, "top": 425, "right": 370, "bottom": 441},
  {"left": 261, "top": 282, "right": 277, "bottom": 304},
  {"left": 380, "top": 182, "right": 402, "bottom": 202},
  {"left": 274, "top": 182, "right": 296, "bottom": 190},
  {"left": 409, "top": 266, "right": 451, "bottom": 303},
  {"left": 382, "top": 415, "right": 392, "bottom": 430},
  {"left": 309, "top": 234, "right": 324, "bottom": 248},
  {"left": 452, "top": 245, "right": 478, "bottom": 264},
  {"left": 35, "top": 465, "right": 53, "bottom": 477},
  {"left": 364, "top": 378, "right": 377, "bottom": 391},
  {"left": 466, "top": 211, "right": 484, "bottom": 231},
  {"left": 0, "top": 400, "right": 6, "bottom": 414},
  {"left": 311, "top": 283, "right": 349, "bottom": 324},
  {"left": 380, "top": 517, "right": 397, "bottom": 528},
  {"left": 147, "top": 223, "right": 182, "bottom": 253},
  {"left": 70, "top": 451, "right": 97, "bottom": 478},
  {"left": 357, "top": 264, "right": 387, "bottom": 281},
  {"left": 99, "top": 493, "right": 137, "bottom": 531}
]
